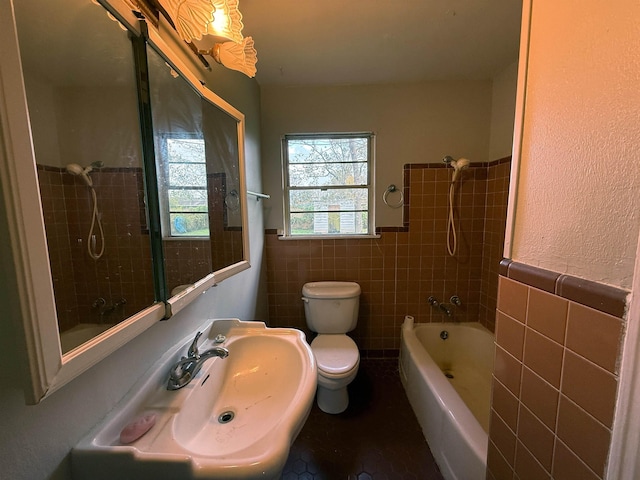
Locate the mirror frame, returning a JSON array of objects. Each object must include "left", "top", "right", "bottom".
[{"left": 0, "top": 0, "right": 249, "bottom": 403}]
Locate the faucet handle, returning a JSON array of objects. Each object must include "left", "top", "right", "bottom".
[{"left": 188, "top": 331, "right": 203, "bottom": 358}]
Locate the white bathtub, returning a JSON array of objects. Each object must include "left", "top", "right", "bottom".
[{"left": 399, "top": 317, "right": 495, "bottom": 480}]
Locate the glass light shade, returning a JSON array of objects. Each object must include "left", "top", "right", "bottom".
[
  {"left": 157, "top": 0, "right": 216, "bottom": 43},
  {"left": 206, "top": 0, "right": 244, "bottom": 43},
  {"left": 207, "top": 36, "right": 257, "bottom": 78}
]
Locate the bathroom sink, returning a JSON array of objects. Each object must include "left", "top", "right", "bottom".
[{"left": 72, "top": 319, "right": 317, "bottom": 480}]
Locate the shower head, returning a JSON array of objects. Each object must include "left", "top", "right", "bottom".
[
  {"left": 66, "top": 163, "right": 93, "bottom": 186},
  {"left": 452, "top": 158, "right": 471, "bottom": 171},
  {"left": 449, "top": 157, "right": 471, "bottom": 182}
]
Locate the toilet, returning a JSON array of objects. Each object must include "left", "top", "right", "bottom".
[{"left": 302, "top": 281, "right": 361, "bottom": 414}]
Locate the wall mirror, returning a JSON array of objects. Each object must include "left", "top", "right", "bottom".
[
  {"left": 14, "top": 0, "right": 158, "bottom": 355},
  {"left": 0, "top": 0, "right": 249, "bottom": 403},
  {"left": 145, "top": 41, "right": 247, "bottom": 302}
]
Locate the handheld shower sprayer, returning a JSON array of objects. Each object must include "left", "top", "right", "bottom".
[
  {"left": 442, "top": 155, "right": 472, "bottom": 257},
  {"left": 65, "top": 162, "right": 105, "bottom": 260},
  {"left": 450, "top": 158, "right": 470, "bottom": 182}
]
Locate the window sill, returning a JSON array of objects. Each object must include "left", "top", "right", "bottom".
[
  {"left": 162, "top": 236, "right": 210, "bottom": 241},
  {"left": 278, "top": 234, "right": 381, "bottom": 241}
]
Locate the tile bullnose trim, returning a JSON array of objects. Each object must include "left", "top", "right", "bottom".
[
  {"left": 501, "top": 259, "right": 628, "bottom": 319},
  {"left": 556, "top": 275, "right": 628, "bottom": 319}
]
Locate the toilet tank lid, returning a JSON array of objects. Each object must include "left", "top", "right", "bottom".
[{"left": 302, "top": 281, "right": 361, "bottom": 299}]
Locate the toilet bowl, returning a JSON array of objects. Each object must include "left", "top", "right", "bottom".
[
  {"left": 311, "top": 334, "right": 360, "bottom": 414},
  {"left": 302, "top": 281, "right": 361, "bottom": 414}
]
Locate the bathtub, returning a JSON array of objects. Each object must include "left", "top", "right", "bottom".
[{"left": 399, "top": 316, "right": 495, "bottom": 480}]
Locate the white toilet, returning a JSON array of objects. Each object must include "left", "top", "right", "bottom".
[{"left": 302, "top": 281, "right": 361, "bottom": 414}]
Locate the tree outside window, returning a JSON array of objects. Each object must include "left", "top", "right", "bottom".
[{"left": 283, "top": 133, "right": 374, "bottom": 237}]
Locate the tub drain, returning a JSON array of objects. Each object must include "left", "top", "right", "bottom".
[{"left": 218, "top": 411, "right": 235, "bottom": 424}]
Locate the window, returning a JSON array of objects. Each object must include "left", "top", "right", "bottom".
[
  {"left": 159, "top": 135, "right": 210, "bottom": 237},
  {"left": 283, "top": 133, "right": 374, "bottom": 237}
]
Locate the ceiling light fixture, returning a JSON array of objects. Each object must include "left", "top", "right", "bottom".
[
  {"left": 155, "top": 0, "right": 257, "bottom": 77},
  {"left": 199, "top": 36, "right": 257, "bottom": 78}
]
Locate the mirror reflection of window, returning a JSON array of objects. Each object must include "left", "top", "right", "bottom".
[
  {"left": 162, "top": 135, "right": 210, "bottom": 237},
  {"left": 146, "top": 45, "right": 244, "bottom": 291},
  {"left": 14, "top": 0, "right": 156, "bottom": 353}
]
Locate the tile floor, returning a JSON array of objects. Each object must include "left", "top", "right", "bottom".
[{"left": 281, "top": 358, "right": 444, "bottom": 480}]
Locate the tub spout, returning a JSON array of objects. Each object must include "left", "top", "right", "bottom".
[{"left": 439, "top": 303, "right": 452, "bottom": 317}]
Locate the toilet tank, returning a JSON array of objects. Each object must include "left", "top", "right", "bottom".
[{"left": 302, "top": 282, "right": 361, "bottom": 334}]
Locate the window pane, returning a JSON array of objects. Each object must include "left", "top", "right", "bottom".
[
  {"left": 288, "top": 162, "right": 368, "bottom": 187},
  {"left": 166, "top": 138, "right": 205, "bottom": 163},
  {"left": 289, "top": 188, "right": 368, "bottom": 212},
  {"left": 169, "top": 163, "right": 207, "bottom": 187},
  {"left": 288, "top": 137, "right": 369, "bottom": 164},
  {"left": 169, "top": 213, "right": 209, "bottom": 236},
  {"left": 168, "top": 189, "right": 208, "bottom": 212},
  {"left": 290, "top": 211, "right": 369, "bottom": 235}
]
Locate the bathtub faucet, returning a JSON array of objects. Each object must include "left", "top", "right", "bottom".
[
  {"left": 438, "top": 303, "right": 453, "bottom": 317},
  {"left": 167, "top": 331, "right": 229, "bottom": 390}
]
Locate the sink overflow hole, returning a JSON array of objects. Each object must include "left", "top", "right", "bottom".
[
  {"left": 218, "top": 411, "right": 235, "bottom": 424},
  {"left": 444, "top": 371, "right": 454, "bottom": 379}
]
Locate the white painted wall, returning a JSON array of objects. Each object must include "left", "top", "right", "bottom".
[
  {"left": 511, "top": 0, "right": 640, "bottom": 289},
  {"left": 259, "top": 81, "right": 493, "bottom": 228},
  {"left": 0, "top": 43, "right": 266, "bottom": 480}
]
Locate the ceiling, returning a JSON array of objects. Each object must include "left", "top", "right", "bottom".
[{"left": 239, "top": 0, "right": 523, "bottom": 87}]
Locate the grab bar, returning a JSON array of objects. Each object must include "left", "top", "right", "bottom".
[{"left": 247, "top": 190, "right": 270, "bottom": 201}]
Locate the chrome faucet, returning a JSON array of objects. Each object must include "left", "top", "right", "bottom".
[
  {"left": 167, "top": 331, "right": 229, "bottom": 390},
  {"left": 439, "top": 303, "right": 453, "bottom": 317}
]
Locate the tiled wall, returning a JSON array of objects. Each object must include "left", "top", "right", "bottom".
[
  {"left": 488, "top": 262, "right": 627, "bottom": 480},
  {"left": 479, "top": 160, "right": 511, "bottom": 330},
  {"left": 39, "top": 165, "right": 154, "bottom": 331},
  {"left": 265, "top": 158, "right": 511, "bottom": 355},
  {"left": 40, "top": 165, "right": 243, "bottom": 330}
]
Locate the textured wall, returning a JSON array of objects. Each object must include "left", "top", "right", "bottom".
[{"left": 512, "top": 0, "right": 640, "bottom": 289}]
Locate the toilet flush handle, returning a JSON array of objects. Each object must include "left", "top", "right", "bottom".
[{"left": 301, "top": 297, "right": 309, "bottom": 303}]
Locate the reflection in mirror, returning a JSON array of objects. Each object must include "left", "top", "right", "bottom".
[
  {"left": 146, "top": 46, "right": 244, "bottom": 297},
  {"left": 14, "top": 0, "right": 156, "bottom": 353}
]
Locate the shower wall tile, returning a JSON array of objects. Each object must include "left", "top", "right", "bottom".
[
  {"left": 523, "top": 329, "right": 563, "bottom": 388},
  {"left": 520, "top": 367, "right": 559, "bottom": 430},
  {"left": 526, "top": 288, "right": 568, "bottom": 344},
  {"left": 552, "top": 440, "right": 600, "bottom": 480},
  {"left": 487, "top": 269, "right": 627, "bottom": 480},
  {"left": 492, "top": 380, "right": 519, "bottom": 431},
  {"left": 514, "top": 440, "right": 551, "bottom": 480},
  {"left": 38, "top": 166, "right": 156, "bottom": 332},
  {"left": 565, "top": 303, "right": 623, "bottom": 373},
  {"left": 561, "top": 350, "right": 617, "bottom": 428},
  {"left": 495, "top": 311, "right": 525, "bottom": 360},
  {"left": 265, "top": 158, "right": 511, "bottom": 355}
]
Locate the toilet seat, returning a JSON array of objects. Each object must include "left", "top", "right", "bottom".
[{"left": 311, "top": 335, "right": 359, "bottom": 376}]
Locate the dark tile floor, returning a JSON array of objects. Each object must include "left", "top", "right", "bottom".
[{"left": 281, "top": 358, "right": 444, "bottom": 480}]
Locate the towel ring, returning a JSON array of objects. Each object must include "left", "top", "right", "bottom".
[{"left": 383, "top": 184, "right": 404, "bottom": 208}]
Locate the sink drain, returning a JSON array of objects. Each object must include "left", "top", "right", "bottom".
[{"left": 218, "top": 411, "right": 235, "bottom": 424}]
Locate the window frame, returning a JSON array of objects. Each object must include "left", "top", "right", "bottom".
[{"left": 282, "top": 132, "right": 376, "bottom": 238}]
